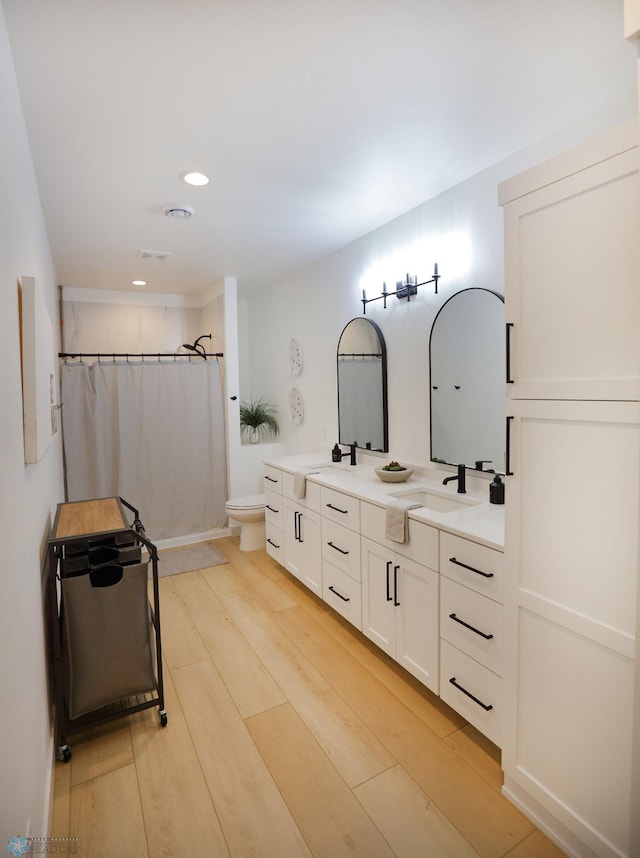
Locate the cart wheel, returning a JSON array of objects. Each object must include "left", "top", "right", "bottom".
[
  {"left": 159, "top": 710, "right": 168, "bottom": 727},
  {"left": 58, "top": 744, "right": 72, "bottom": 763}
]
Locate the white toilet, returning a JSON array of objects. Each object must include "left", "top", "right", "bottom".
[{"left": 224, "top": 494, "right": 266, "bottom": 551}]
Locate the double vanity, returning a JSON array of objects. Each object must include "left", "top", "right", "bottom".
[{"left": 263, "top": 453, "right": 504, "bottom": 746}]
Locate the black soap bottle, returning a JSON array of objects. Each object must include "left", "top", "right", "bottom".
[
  {"left": 331, "top": 444, "right": 342, "bottom": 462},
  {"left": 489, "top": 474, "right": 505, "bottom": 505}
]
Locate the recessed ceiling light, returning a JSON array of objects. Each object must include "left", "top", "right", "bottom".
[
  {"left": 182, "top": 171, "right": 209, "bottom": 186},
  {"left": 131, "top": 280, "right": 147, "bottom": 287}
]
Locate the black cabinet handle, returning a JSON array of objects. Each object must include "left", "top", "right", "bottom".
[
  {"left": 328, "top": 585, "right": 350, "bottom": 602},
  {"left": 449, "top": 613, "right": 493, "bottom": 640},
  {"left": 393, "top": 564, "right": 400, "bottom": 606},
  {"left": 294, "top": 511, "right": 303, "bottom": 542},
  {"left": 386, "top": 561, "right": 392, "bottom": 602},
  {"left": 265, "top": 504, "right": 279, "bottom": 513},
  {"left": 449, "top": 557, "right": 494, "bottom": 579},
  {"left": 326, "top": 503, "right": 348, "bottom": 514},
  {"left": 449, "top": 677, "right": 493, "bottom": 711},
  {"left": 506, "top": 322, "right": 514, "bottom": 383},
  {"left": 327, "top": 541, "right": 349, "bottom": 555},
  {"left": 265, "top": 475, "right": 278, "bottom": 483},
  {"left": 505, "top": 415, "right": 514, "bottom": 476},
  {"left": 266, "top": 538, "right": 280, "bottom": 549}
]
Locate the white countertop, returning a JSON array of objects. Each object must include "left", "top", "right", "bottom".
[{"left": 264, "top": 453, "right": 505, "bottom": 551}]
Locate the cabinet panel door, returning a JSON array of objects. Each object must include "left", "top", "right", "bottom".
[
  {"left": 361, "top": 537, "right": 395, "bottom": 657},
  {"left": 503, "top": 147, "right": 640, "bottom": 400},
  {"left": 440, "top": 640, "right": 501, "bottom": 747},
  {"left": 440, "top": 577, "right": 502, "bottom": 676},
  {"left": 395, "top": 556, "right": 439, "bottom": 693},
  {"left": 322, "top": 519, "right": 361, "bottom": 581},
  {"left": 506, "top": 399, "right": 639, "bottom": 645},
  {"left": 299, "top": 508, "right": 322, "bottom": 597},
  {"left": 512, "top": 611, "right": 634, "bottom": 858},
  {"left": 323, "top": 562, "right": 362, "bottom": 630}
]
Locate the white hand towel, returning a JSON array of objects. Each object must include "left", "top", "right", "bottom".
[
  {"left": 385, "top": 498, "right": 421, "bottom": 543},
  {"left": 293, "top": 468, "right": 318, "bottom": 499}
]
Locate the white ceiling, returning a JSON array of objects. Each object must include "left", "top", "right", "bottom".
[{"left": 3, "top": 0, "right": 637, "bottom": 297}]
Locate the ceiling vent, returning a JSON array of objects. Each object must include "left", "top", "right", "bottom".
[
  {"left": 140, "top": 249, "right": 171, "bottom": 260},
  {"left": 163, "top": 205, "right": 194, "bottom": 219}
]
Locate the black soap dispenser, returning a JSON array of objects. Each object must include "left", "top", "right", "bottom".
[
  {"left": 489, "top": 474, "right": 505, "bottom": 505},
  {"left": 331, "top": 444, "right": 342, "bottom": 463}
]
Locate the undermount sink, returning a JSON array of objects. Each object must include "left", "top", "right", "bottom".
[{"left": 391, "top": 488, "right": 480, "bottom": 514}]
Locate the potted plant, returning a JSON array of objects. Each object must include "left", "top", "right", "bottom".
[{"left": 239, "top": 398, "right": 279, "bottom": 443}]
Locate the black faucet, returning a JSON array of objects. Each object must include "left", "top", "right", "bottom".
[
  {"left": 443, "top": 463, "right": 466, "bottom": 494},
  {"left": 334, "top": 443, "right": 357, "bottom": 466}
]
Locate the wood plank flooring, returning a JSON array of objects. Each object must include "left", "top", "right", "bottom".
[{"left": 51, "top": 537, "right": 566, "bottom": 858}]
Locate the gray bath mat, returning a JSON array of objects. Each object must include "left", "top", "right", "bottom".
[{"left": 156, "top": 541, "right": 227, "bottom": 578}]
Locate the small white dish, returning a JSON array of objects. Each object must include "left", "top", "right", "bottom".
[{"left": 375, "top": 465, "right": 414, "bottom": 483}]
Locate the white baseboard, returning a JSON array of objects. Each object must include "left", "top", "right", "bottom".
[{"left": 153, "top": 527, "right": 231, "bottom": 550}]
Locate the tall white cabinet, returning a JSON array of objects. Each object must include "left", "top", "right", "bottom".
[{"left": 499, "top": 121, "right": 640, "bottom": 858}]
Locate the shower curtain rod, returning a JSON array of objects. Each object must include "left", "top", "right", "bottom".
[{"left": 59, "top": 351, "right": 223, "bottom": 360}]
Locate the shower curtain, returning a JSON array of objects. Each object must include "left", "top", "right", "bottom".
[{"left": 61, "top": 359, "right": 227, "bottom": 540}]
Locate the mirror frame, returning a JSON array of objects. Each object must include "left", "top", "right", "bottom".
[
  {"left": 429, "top": 287, "right": 505, "bottom": 472},
  {"left": 337, "top": 317, "right": 389, "bottom": 453}
]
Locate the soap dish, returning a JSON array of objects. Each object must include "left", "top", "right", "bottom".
[{"left": 375, "top": 465, "right": 414, "bottom": 483}]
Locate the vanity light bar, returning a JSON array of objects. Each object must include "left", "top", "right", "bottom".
[{"left": 361, "top": 263, "right": 440, "bottom": 314}]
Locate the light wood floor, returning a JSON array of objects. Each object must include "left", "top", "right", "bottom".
[{"left": 51, "top": 537, "right": 565, "bottom": 858}]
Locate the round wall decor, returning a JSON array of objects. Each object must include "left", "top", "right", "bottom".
[
  {"left": 289, "top": 387, "right": 304, "bottom": 424},
  {"left": 289, "top": 338, "right": 303, "bottom": 376}
]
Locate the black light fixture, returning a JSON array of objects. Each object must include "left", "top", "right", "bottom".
[
  {"left": 182, "top": 333, "right": 212, "bottom": 359},
  {"left": 361, "top": 263, "right": 440, "bottom": 314}
]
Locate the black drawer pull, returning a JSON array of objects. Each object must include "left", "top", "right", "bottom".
[
  {"left": 449, "top": 557, "right": 494, "bottom": 578},
  {"left": 265, "top": 504, "right": 279, "bottom": 513},
  {"left": 328, "top": 585, "right": 350, "bottom": 602},
  {"left": 326, "top": 503, "right": 348, "bottom": 514},
  {"left": 449, "top": 677, "right": 493, "bottom": 711},
  {"left": 265, "top": 475, "right": 279, "bottom": 483},
  {"left": 327, "top": 541, "right": 349, "bottom": 555},
  {"left": 266, "top": 538, "right": 280, "bottom": 549},
  {"left": 506, "top": 322, "right": 514, "bottom": 384},
  {"left": 449, "top": 613, "right": 494, "bottom": 640}
]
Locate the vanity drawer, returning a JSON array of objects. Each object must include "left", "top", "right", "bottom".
[
  {"left": 266, "top": 524, "right": 284, "bottom": 566},
  {"left": 264, "top": 488, "right": 283, "bottom": 530},
  {"left": 440, "top": 639, "right": 502, "bottom": 747},
  {"left": 360, "top": 502, "right": 438, "bottom": 570},
  {"left": 440, "top": 577, "right": 502, "bottom": 676},
  {"left": 440, "top": 532, "right": 503, "bottom": 603},
  {"left": 282, "top": 473, "right": 321, "bottom": 512},
  {"left": 321, "top": 487, "right": 360, "bottom": 532},
  {"left": 264, "top": 465, "right": 283, "bottom": 494},
  {"left": 323, "top": 562, "right": 362, "bottom": 630},
  {"left": 321, "top": 519, "right": 361, "bottom": 581}
]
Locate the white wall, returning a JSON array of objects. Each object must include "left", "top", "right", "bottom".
[
  {"left": 0, "top": 1, "right": 64, "bottom": 843},
  {"left": 243, "top": 105, "right": 638, "bottom": 473}
]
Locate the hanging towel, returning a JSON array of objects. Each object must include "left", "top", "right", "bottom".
[
  {"left": 293, "top": 468, "right": 319, "bottom": 499},
  {"left": 385, "top": 498, "right": 421, "bottom": 543}
]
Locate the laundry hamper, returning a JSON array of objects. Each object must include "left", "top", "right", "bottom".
[{"left": 46, "top": 497, "right": 166, "bottom": 762}]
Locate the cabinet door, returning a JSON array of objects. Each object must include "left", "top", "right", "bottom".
[
  {"left": 502, "top": 144, "right": 640, "bottom": 401},
  {"left": 299, "top": 508, "right": 322, "bottom": 597},
  {"left": 395, "top": 555, "right": 439, "bottom": 693},
  {"left": 503, "top": 398, "right": 639, "bottom": 857},
  {"left": 361, "top": 537, "right": 395, "bottom": 657},
  {"left": 283, "top": 498, "right": 303, "bottom": 582}
]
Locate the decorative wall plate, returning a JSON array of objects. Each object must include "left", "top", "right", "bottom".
[
  {"left": 289, "top": 387, "right": 304, "bottom": 424},
  {"left": 289, "top": 338, "right": 303, "bottom": 376}
]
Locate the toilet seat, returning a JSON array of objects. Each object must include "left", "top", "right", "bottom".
[{"left": 225, "top": 494, "right": 264, "bottom": 511}]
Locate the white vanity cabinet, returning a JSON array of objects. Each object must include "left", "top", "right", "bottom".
[
  {"left": 282, "top": 475, "right": 323, "bottom": 597},
  {"left": 320, "top": 486, "right": 362, "bottom": 628},
  {"left": 360, "top": 502, "right": 440, "bottom": 693},
  {"left": 439, "top": 532, "right": 504, "bottom": 746},
  {"left": 264, "top": 465, "right": 284, "bottom": 565},
  {"left": 499, "top": 122, "right": 640, "bottom": 858}
]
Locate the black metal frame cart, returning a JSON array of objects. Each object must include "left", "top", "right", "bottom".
[{"left": 46, "top": 496, "right": 166, "bottom": 762}]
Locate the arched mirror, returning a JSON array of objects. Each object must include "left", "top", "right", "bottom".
[
  {"left": 337, "top": 318, "right": 388, "bottom": 452},
  {"left": 430, "top": 288, "right": 505, "bottom": 472}
]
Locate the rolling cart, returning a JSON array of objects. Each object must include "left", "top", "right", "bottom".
[{"left": 46, "top": 496, "right": 166, "bottom": 762}]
